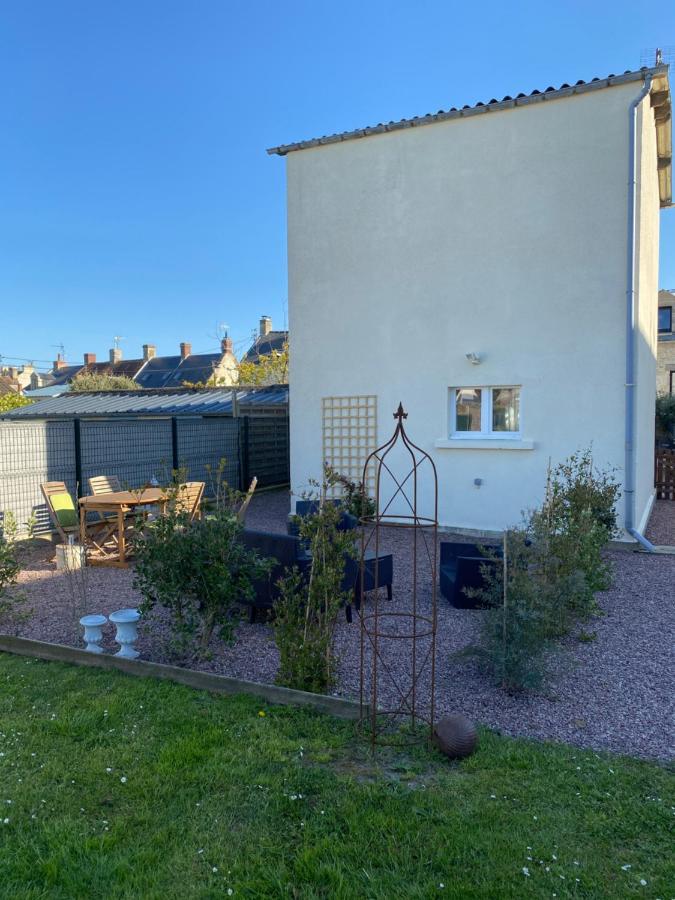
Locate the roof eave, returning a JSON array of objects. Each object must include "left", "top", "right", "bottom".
[
  {"left": 267, "top": 66, "right": 672, "bottom": 168},
  {"left": 651, "top": 70, "right": 672, "bottom": 207}
]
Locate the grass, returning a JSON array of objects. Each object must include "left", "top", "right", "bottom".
[{"left": 0, "top": 654, "right": 672, "bottom": 899}]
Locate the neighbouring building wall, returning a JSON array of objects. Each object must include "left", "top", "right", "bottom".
[
  {"left": 657, "top": 290, "right": 675, "bottom": 393},
  {"left": 287, "top": 82, "right": 657, "bottom": 531},
  {"left": 634, "top": 97, "right": 660, "bottom": 532}
]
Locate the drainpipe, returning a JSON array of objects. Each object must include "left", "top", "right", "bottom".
[{"left": 624, "top": 73, "right": 656, "bottom": 552}]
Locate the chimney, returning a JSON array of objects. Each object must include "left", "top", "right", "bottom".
[
  {"left": 259, "top": 316, "right": 272, "bottom": 337},
  {"left": 221, "top": 336, "right": 234, "bottom": 354},
  {"left": 180, "top": 342, "right": 191, "bottom": 359},
  {"left": 109, "top": 347, "right": 122, "bottom": 364},
  {"left": 83, "top": 352, "right": 96, "bottom": 366},
  {"left": 53, "top": 353, "right": 67, "bottom": 371},
  {"left": 143, "top": 343, "right": 157, "bottom": 361}
]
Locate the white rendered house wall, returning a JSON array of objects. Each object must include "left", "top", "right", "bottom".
[{"left": 287, "top": 81, "right": 660, "bottom": 532}]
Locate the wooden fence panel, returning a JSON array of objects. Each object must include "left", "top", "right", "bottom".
[{"left": 655, "top": 449, "right": 675, "bottom": 500}]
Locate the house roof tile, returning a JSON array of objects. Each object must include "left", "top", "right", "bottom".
[{"left": 267, "top": 65, "right": 671, "bottom": 205}]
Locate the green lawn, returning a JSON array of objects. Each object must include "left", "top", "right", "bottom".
[{"left": 0, "top": 654, "right": 672, "bottom": 899}]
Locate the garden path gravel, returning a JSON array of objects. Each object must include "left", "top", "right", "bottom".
[{"left": 5, "top": 491, "right": 674, "bottom": 762}]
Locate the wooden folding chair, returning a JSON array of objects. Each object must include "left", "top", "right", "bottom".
[
  {"left": 236, "top": 476, "right": 258, "bottom": 525},
  {"left": 174, "top": 482, "right": 205, "bottom": 522},
  {"left": 40, "top": 481, "right": 113, "bottom": 550},
  {"left": 89, "top": 474, "right": 122, "bottom": 496}
]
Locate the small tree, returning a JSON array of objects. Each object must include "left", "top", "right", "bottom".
[
  {"left": 462, "top": 529, "right": 584, "bottom": 692},
  {"left": 237, "top": 341, "right": 289, "bottom": 386},
  {"left": 0, "top": 393, "right": 33, "bottom": 413},
  {"left": 0, "top": 534, "right": 20, "bottom": 622},
  {"left": 274, "top": 469, "right": 355, "bottom": 693},
  {"left": 71, "top": 373, "right": 139, "bottom": 392},
  {"left": 531, "top": 449, "right": 619, "bottom": 628},
  {"left": 132, "top": 507, "right": 270, "bottom": 657}
]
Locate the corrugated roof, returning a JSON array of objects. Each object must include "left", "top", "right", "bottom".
[
  {"left": 0, "top": 387, "right": 289, "bottom": 420},
  {"left": 267, "top": 66, "right": 672, "bottom": 206}
]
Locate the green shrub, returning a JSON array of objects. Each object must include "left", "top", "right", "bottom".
[
  {"left": 0, "top": 393, "right": 33, "bottom": 413},
  {"left": 0, "top": 534, "right": 20, "bottom": 621},
  {"left": 132, "top": 508, "right": 270, "bottom": 657},
  {"left": 324, "top": 465, "right": 375, "bottom": 520},
  {"left": 274, "top": 471, "right": 356, "bottom": 693},
  {"left": 462, "top": 529, "right": 584, "bottom": 692},
  {"left": 531, "top": 449, "right": 619, "bottom": 630},
  {"left": 655, "top": 393, "right": 675, "bottom": 437},
  {"left": 71, "top": 373, "right": 139, "bottom": 392},
  {"left": 462, "top": 448, "right": 619, "bottom": 691}
]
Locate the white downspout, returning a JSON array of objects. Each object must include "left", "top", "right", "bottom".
[{"left": 625, "top": 74, "right": 656, "bottom": 552}]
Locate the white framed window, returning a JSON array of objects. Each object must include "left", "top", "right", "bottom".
[{"left": 449, "top": 386, "right": 521, "bottom": 439}]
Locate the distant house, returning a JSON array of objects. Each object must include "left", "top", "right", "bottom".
[
  {"left": 270, "top": 65, "right": 672, "bottom": 542},
  {"left": 0, "top": 375, "right": 21, "bottom": 396},
  {"left": 42, "top": 338, "right": 239, "bottom": 392},
  {"left": 657, "top": 289, "right": 675, "bottom": 393},
  {"left": 242, "top": 316, "right": 288, "bottom": 365},
  {"left": 0, "top": 363, "right": 47, "bottom": 393}
]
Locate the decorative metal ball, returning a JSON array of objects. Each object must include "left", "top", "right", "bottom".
[{"left": 433, "top": 715, "right": 478, "bottom": 759}]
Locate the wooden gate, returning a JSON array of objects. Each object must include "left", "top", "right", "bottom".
[{"left": 655, "top": 449, "right": 675, "bottom": 500}]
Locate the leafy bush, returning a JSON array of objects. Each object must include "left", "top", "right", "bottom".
[
  {"left": 0, "top": 534, "right": 20, "bottom": 621},
  {"left": 274, "top": 472, "right": 356, "bottom": 693},
  {"left": 132, "top": 508, "right": 270, "bottom": 657},
  {"left": 462, "top": 529, "right": 585, "bottom": 692},
  {"left": 462, "top": 448, "right": 619, "bottom": 691},
  {"left": 530, "top": 449, "right": 619, "bottom": 629},
  {"left": 0, "top": 393, "right": 33, "bottom": 413},
  {"left": 237, "top": 341, "right": 289, "bottom": 386},
  {"left": 71, "top": 373, "right": 139, "bottom": 392},
  {"left": 324, "top": 465, "right": 376, "bottom": 520}
]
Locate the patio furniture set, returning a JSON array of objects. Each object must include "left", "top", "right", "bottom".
[{"left": 40, "top": 475, "right": 258, "bottom": 568}]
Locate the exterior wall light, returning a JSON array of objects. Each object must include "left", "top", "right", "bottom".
[{"left": 465, "top": 352, "right": 482, "bottom": 365}]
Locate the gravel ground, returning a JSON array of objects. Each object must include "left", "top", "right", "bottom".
[
  {"left": 5, "top": 489, "right": 674, "bottom": 762},
  {"left": 645, "top": 499, "right": 675, "bottom": 545}
]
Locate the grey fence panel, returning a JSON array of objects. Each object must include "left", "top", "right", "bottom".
[
  {"left": 0, "top": 421, "right": 76, "bottom": 534},
  {"left": 175, "top": 418, "right": 240, "bottom": 492},
  {"left": 246, "top": 417, "right": 290, "bottom": 487},
  {"left": 79, "top": 420, "right": 174, "bottom": 492},
  {"left": 0, "top": 413, "right": 289, "bottom": 536}
]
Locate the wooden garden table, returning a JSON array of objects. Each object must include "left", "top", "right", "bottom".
[{"left": 78, "top": 488, "right": 168, "bottom": 567}]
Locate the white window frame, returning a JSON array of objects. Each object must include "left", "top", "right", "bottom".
[{"left": 449, "top": 386, "right": 522, "bottom": 440}]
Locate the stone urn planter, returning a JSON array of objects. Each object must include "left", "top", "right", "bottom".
[
  {"left": 109, "top": 608, "right": 141, "bottom": 659},
  {"left": 79, "top": 614, "right": 107, "bottom": 653},
  {"left": 56, "top": 543, "right": 86, "bottom": 572}
]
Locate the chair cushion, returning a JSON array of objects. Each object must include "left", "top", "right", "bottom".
[{"left": 51, "top": 492, "right": 77, "bottom": 528}]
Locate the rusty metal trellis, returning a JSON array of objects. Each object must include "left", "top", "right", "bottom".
[{"left": 358, "top": 402, "right": 438, "bottom": 747}]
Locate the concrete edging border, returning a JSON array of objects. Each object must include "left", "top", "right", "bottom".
[{"left": 0, "top": 634, "right": 363, "bottom": 721}]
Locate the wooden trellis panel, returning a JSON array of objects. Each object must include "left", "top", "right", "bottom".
[
  {"left": 655, "top": 449, "right": 675, "bottom": 500},
  {"left": 322, "top": 396, "right": 377, "bottom": 497}
]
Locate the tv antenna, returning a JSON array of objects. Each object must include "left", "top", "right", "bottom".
[
  {"left": 113, "top": 335, "right": 125, "bottom": 350},
  {"left": 51, "top": 342, "right": 66, "bottom": 358},
  {"left": 640, "top": 47, "right": 674, "bottom": 67}
]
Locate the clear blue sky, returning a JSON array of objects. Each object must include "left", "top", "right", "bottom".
[{"left": 1, "top": 1, "right": 674, "bottom": 371}]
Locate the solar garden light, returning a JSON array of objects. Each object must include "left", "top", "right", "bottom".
[
  {"left": 79, "top": 614, "right": 107, "bottom": 654},
  {"left": 109, "top": 608, "right": 141, "bottom": 659}
]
